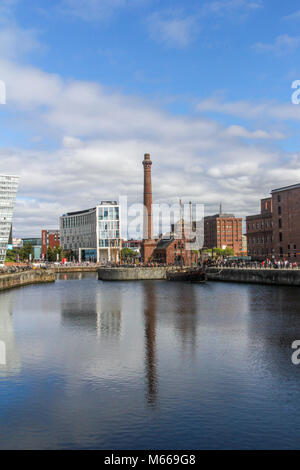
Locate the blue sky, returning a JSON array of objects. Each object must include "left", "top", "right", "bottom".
[{"left": 1, "top": 0, "right": 300, "bottom": 236}]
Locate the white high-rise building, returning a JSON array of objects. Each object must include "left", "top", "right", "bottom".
[
  {"left": 0, "top": 175, "right": 19, "bottom": 266},
  {"left": 60, "top": 201, "right": 121, "bottom": 263}
]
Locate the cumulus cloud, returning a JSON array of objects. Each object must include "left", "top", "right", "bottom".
[
  {"left": 201, "top": 0, "right": 262, "bottom": 17},
  {"left": 0, "top": 5, "right": 298, "bottom": 238},
  {"left": 147, "top": 10, "right": 198, "bottom": 49},
  {"left": 252, "top": 34, "right": 300, "bottom": 55},
  {"left": 197, "top": 96, "right": 300, "bottom": 122},
  {"left": 60, "top": 0, "right": 141, "bottom": 21},
  {"left": 0, "top": 55, "right": 297, "bottom": 237},
  {"left": 283, "top": 10, "right": 300, "bottom": 21},
  {"left": 224, "top": 125, "right": 285, "bottom": 140}
]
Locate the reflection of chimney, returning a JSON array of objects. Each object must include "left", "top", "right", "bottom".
[
  {"left": 144, "top": 282, "right": 157, "bottom": 406},
  {"left": 142, "top": 153, "right": 153, "bottom": 240}
]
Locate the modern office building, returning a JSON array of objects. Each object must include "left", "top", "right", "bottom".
[
  {"left": 0, "top": 175, "right": 19, "bottom": 265},
  {"left": 60, "top": 202, "right": 121, "bottom": 263},
  {"left": 204, "top": 213, "right": 243, "bottom": 255},
  {"left": 41, "top": 230, "right": 60, "bottom": 258}
]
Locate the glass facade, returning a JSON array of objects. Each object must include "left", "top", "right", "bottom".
[
  {"left": 60, "top": 203, "right": 121, "bottom": 262},
  {"left": 98, "top": 206, "right": 120, "bottom": 248},
  {"left": 0, "top": 175, "right": 19, "bottom": 265}
]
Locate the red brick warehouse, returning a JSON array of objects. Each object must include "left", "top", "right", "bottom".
[{"left": 41, "top": 229, "right": 60, "bottom": 259}]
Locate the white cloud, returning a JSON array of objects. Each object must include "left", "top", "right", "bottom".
[
  {"left": 224, "top": 125, "right": 285, "bottom": 140},
  {"left": 201, "top": 0, "right": 262, "bottom": 17},
  {"left": 197, "top": 96, "right": 300, "bottom": 122},
  {"left": 0, "top": 27, "right": 42, "bottom": 60},
  {"left": 0, "top": 8, "right": 298, "bottom": 237},
  {"left": 60, "top": 0, "right": 141, "bottom": 21},
  {"left": 0, "top": 56, "right": 296, "bottom": 237},
  {"left": 283, "top": 10, "right": 300, "bottom": 21},
  {"left": 252, "top": 34, "right": 300, "bottom": 55},
  {"left": 147, "top": 10, "right": 198, "bottom": 49}
]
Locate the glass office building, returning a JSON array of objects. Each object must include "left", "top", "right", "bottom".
[
  {"left": 0, "top": 175, "right": 19, "bottom": 265},
  {"left": 60, "top": 201, "right": 121, "bottom": 263}
]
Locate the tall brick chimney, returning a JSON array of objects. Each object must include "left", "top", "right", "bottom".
[{"left": 143, "top": 153, "right": 153, "bottom": 240}]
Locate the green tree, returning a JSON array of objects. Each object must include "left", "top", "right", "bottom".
[
  {"left": 54, "top": 245, "right": 63, "bottom": 261},
  {"left": 5, "top": 248, "right": 19, "bottom": 263},
  {"left": 19, "top": 242, "right": 34, "bottom": 262},
  {"left": 46, "top": 247, "right": 56, "bottom": 262},
  {"left": 122, "top": 248, "right": 137, "bottom": 260},
  {"left": 223, "top": 247, "right": 234, "bottom": 256}
]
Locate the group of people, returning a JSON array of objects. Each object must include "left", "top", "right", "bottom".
[
  {"left": 0, "top": 265, "right": 33, "bottom": 274},
  {"left": 204, "top": 258, "right": 299, "bottom": 269}
]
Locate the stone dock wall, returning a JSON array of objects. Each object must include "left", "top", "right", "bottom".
[
  {"left": 0, "top": 270, "right": 55, "bottom": 292},
  {"left": 98, "top": 267, "right": 174, "bottom": 281},
  {"left": 206, "top": 267, "right": 300, "bottom": 286},
  {"left": 53, "top": 266, "right": 98, "bottom": 273}
]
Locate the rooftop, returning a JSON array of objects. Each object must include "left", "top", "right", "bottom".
[{"left": 271, "top": 182, "right": 300, "bottom": 194}]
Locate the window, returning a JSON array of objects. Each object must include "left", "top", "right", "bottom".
[
  {"left": 279, "top": 219, "right": 282, "bottom": 229},
  {"left": 278, "top": 206, "right": 281, "bottom": 215},
  {"left": 278, "top": 195, "right": 281, "bottom": 203},
  {"left": 294, "top": 244, "right": 297, "bottom": 250},
  {"left": 279, "top": 232, "right": 283, "bottom": 242}
]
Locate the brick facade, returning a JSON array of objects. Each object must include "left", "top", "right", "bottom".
[
  {"left": 204, "top": 214, "right": 243, "bottom": 255},
  {"left": 246, "top": 198, "right": 274, "bottom": 261},
  {"left": 41, "top": 229, "right": 60, "bottom": 258},
  {"left": 271, "top": 184, "right": 300, "bottom": 261}
]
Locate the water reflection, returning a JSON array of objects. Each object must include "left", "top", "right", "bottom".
[
  {"left": 173, "top": 284, "right": 197, "bottom": 353},
  {"left": 246, "top": 285, "right": 300, "bottom": 378},
  {"left": 143, "top": 282, "right": 158, "bottom": 406},
  {"left": 0, "top": 294, "right": 20, "bottom": 376},
  {"left": 95, "top": 291, "right": 122, "bottom": 338},
  {"left": 60, "top": 287, "right": 122, "bottom": 338},
  {"left": 3, "top": 275, "right": 300, "bottom": 449}
]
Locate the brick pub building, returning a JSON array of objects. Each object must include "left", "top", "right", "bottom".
[
  {"left": 247, "top": 183, "right": 300, "bottom": 262},
  {"left": 141, "top": 153, "right": 197, "bottom": 265},
  {"left": 204, "top": 213, "right": 243, "bottom": 256}
]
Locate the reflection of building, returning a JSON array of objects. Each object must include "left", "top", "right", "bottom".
[
  {"left": 204, "top": 213, "right": 243, "bottom": 255},
  {"left": 0, "top": 295, "right": 21, "bottom": 376},
  {"left": 0, "top": 175, "right": 19, "bottom": 265},
  {"left": 41, "top": 229, "right": 60, "bottom": 258},
  {"left": 60, "top": 202, "right": 121, "bottom": 263},
  {"left": 61, "top": 287, "right": 122, "bottom": 338},
  {"left": 246, "top": 198, "right": 273, "bottom": 261}
]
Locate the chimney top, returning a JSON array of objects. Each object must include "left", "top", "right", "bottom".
[{"left": 144, "top": 153, "right": 151, "bottom": 160}]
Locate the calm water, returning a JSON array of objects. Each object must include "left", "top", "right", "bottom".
[{"left": 0, "top": 273, "right": 300, "bottom": 449}]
